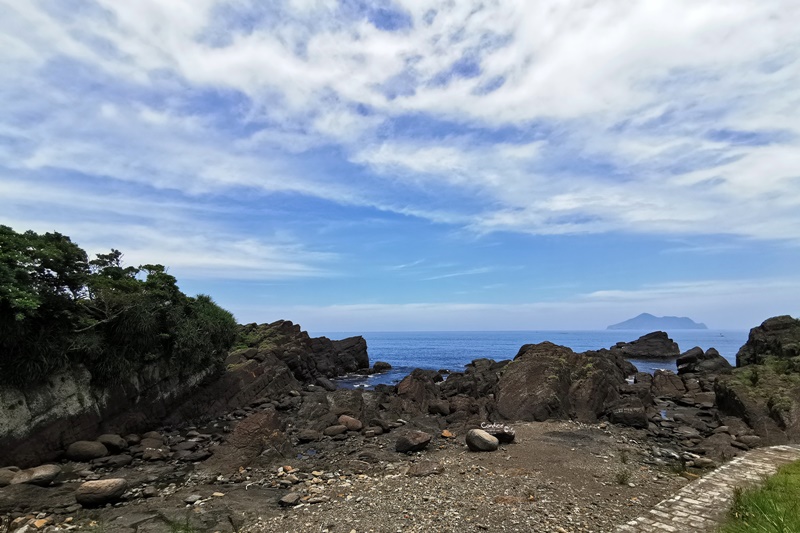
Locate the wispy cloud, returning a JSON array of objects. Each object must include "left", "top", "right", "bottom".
[
  {"left": 423, "top": 267, "right": 492, "bottom": 281},
  {"left": 235, "top": 277, "right": 800, "bottom": 330},
  {"left": 2, "top": 0, "right": 799, "bottom": 242},
  {"left": 2, "top": 0, "right": 800, "bottom": 337}
]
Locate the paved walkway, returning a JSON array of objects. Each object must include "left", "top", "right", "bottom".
[{"left": 616, "top": 444, "right": 800, "bottom": 532}]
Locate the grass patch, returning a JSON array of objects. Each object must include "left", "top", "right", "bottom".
[
  {"left": 720, "top": 459, "right": 800, "bottom": 533},
  {"left": 619, "top": 449, "right": 629, "bottom": 465},
  {"left": 614, "top": 469, "right": 631, "bottom": 485}
]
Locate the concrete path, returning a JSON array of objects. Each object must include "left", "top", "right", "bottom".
[{"left": 616, "top": 444, "right": 800, "bottom": 532}]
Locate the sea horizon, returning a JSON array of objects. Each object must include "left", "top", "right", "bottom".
[{"left": 313, "top": 329, "right": 749, "bottom": 389}]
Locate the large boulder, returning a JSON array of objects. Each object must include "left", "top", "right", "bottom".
[
  {"left": 677, "top": 347, "right": 733, "bottom": 375},
  {"left": 737, "top": 316, "right": 800, "bottom": 367},
  {"left": 610, "top": 331, "right": 680, "bottom": 359},
  {"left": 75, "top": 478, "right": 128, "bottom": 506},
  {"left": 465, "top": 429, "right": 499, "bottom": 452},
  {"left": 337, "top": 415, "right": 363, "bottom": 432},
  {"left": 65, "top": 441, "right": 108, "bottom": 462},
  {"left": 606, "top": 398, "right": 648, "bottom": 428}
]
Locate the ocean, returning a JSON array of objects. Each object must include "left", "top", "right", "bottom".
[{"left": 310, "top": 330, "right": 750, "bottom": 389}]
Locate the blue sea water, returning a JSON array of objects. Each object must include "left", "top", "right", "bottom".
[{"left": 310, "top": 330, "right": 749, "bottom": 389}]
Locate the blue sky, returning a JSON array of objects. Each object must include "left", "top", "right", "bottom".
[{"left": 1, "top": 0, "right": 799, "bottom": 330}]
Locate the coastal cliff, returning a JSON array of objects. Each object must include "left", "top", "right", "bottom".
[{"left": 0, "top": 320, "right": 368, "bottom": 468}]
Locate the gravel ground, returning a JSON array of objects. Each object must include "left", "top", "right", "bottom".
[
  {"left": 241, "top": 421, "right": 689, "bottom": 533},
  {"left": 3, "top": 421, "right": 691, "bottom": 533}
]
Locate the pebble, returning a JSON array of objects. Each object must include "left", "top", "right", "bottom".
[{"left": 184, "top": 494, "right": 202, "bottom": 505}]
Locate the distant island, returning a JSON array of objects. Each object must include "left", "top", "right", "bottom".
[{"left": 607, "top": 313, "right": 708, "bottom": 330}]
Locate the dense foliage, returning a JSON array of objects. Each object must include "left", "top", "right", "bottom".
[{"left": 0, "top": 225, "right": 237, "bottom": 386}]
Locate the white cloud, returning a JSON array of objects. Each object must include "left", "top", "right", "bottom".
[
  {"left": 0, "top": 175, "right": 335, "bottom": 280},
  {"left": 1, "top": 0, "right": 799, "bottom": 242}
]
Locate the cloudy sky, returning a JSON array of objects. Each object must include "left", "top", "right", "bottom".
[{"left": 2, "top": 0, "right": 799, "bottom": 330}]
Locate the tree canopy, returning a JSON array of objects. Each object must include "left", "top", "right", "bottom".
[{"left": 0, "top": 225, "right": 237, "bottom": 386}]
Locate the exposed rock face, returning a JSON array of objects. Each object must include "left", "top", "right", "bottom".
[
  {"left": 495, "top": 342, "right": 633, "bottom": 423},
  {"left": 233, "top": 321, "right": 369, "bottom": 384},
  {"left": 677, "top": 347, "right": 733, "bottom": 375},
  {"left": 0, "top": 320, "right": 370, "bottom": 468},
  {"left": 610, "top": 331, "right": 680, "bottom": 359},
  {"left": 736, "top": 315, "right": 800, "bottom": 367},
  {"left": 201, "top": 410, "right": 289, "bottom": 474},
  {"left": 707, "top": 316, "right": 800, "bottom": 444},
  {"left": 0, "top": 361, "right": 215, "bottom": 468},
  {"left": 396, "top": 369, "right": 442, "bottom": 412}
]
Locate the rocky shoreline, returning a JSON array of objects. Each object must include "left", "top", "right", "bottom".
[{"left": 1, "top": 316, "right": 799, "bottom": 532}]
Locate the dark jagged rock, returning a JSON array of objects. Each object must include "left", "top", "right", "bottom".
[
  {"left": 652, "top": 370, "right": 686, "bottom": 399},
  {"left": 709, "top": 316, "right": 800, "bottom": 443},
  {"left": 441, "top": 359, "right": 509, "bottom": 400},
  {"left": 607, "top": 398, "right": 648, "bottom": 428},
  {"left": 736, "top": 315, "right": 800, "bottom": 367},
  {"left": 677, "top": 347, "right": 732, "bottom": 375},
  {"left": 714, "top": 380, "right": 790, "bottom": 444},
  {"left": 396, "top": 369, "right": 442, "bottom": 412},
  {"left": 495, "top": 342, "right": 633, "bottom": 423},
  {"left": 1, "top": 319, "right": 368, "bottom": 468},
  {"left": 395, "top": 431, "right": 432, "bottom": 453},
  {"left": 610, "top": 331, "right": 680, "bottom": 359}
]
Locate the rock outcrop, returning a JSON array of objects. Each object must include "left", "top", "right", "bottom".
[
  {"left": 736, "top": 315, "right": 800, "bottom": 367},
  {"left": 677, "top": 347, "right": 733, "bottom": 376},
  {"left": 610, "top": 331, "right": 680, "bottom": 359},
  {"left": 496, "top": 342, "right": 634, "bottom": 423},
  {"left": 712, "top": 315, "right": 800, "bottom": 443}
]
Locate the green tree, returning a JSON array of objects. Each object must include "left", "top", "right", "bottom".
[
  {"left": 0, "top": 225, "right": 89, "bottom": 383},
  {"left": 0, "top": 226, "right": 238, "bottom": 386}
]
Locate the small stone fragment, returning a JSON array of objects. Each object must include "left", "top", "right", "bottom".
[
  {"left": 279, "top": 492, "right": 301, "bottom": 506},
  {"left": 184, "top": 494, "right": 202, "bottom": 505}
]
